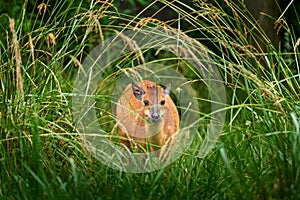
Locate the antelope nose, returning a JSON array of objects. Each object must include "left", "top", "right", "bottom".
[{"left": 151, "top": 113, "right": 160, "bottom": 122}]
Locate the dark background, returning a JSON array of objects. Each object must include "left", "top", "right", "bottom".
[{"left": 0, "top": 0, "right": 299, "bottom": 51}]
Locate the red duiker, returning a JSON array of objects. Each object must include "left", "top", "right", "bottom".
[{"left": 116, "top": 80, "right": 179, "bottom": 152}]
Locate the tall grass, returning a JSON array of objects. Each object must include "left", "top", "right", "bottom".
[{"left": 0, "top": 0, "right": 300, "bottom": 199}]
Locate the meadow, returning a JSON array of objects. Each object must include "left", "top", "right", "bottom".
[{"left": 1, "top": 0, "right": 300, "bottom": 199}]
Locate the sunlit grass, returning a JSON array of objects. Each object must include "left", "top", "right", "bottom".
[{"left": 1, "top": 0, "right": 300, "bottom": 199}]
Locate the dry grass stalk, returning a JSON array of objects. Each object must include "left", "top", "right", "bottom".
[
  {"left": 294, "top": 37, "right": 300, "bottom": 52},
  {"left": 9, "top": 18, "right": 24, "bottom": 97},
  {"left": 116, "top": 30, "right": 145, "bottom": 65},
  {"left": 46, "top": 33, "right": 56, "bottom": 47},
  {"left": 135, "top": 17, "right": 169, "bottom": 28},
  {"left": 235, "top": 64, "right": 286, "bottom": 116},
  {"left": 28, "top": 34, "right": 35, "bottom": 62}
]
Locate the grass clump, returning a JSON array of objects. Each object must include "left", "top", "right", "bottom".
[{"left": 1, "top": 0, "right": 300, "bottom": 199}]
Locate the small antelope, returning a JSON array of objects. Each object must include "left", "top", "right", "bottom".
[{"left": 116, "top": 80, "right": 179, "bottom": 152}]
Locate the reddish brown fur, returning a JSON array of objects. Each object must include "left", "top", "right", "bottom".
[{"left": 116, "top": 80, "right": 179, "bottom": 151}]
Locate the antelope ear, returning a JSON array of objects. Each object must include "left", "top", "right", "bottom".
[
  {"left": 132, "top": 82, "right": 145, "bottom": 101},
  {"left": 164, "top": 83, "right": 171, "bottom": 96}
]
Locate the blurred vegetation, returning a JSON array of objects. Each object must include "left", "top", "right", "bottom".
[{"left": 1, "top": 0, "right": 299, "bottom": 48}]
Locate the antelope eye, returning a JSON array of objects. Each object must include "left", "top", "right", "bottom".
[
  {"left": 160, "top": 100, "right": 166, "bottom": 105},
  {"left": 143, "top": 100, "right": 149, "bottom": 106}
]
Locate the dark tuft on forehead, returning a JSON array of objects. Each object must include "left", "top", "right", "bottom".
[
  {"left": 146, "top": 85, "right": 156, "bottom": 91},
  {"left": 146, "top": 84, "right": 161, "bottom": 103},
  {"left": 147, "top": 85, "right": 157, "bottom": 99}
]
